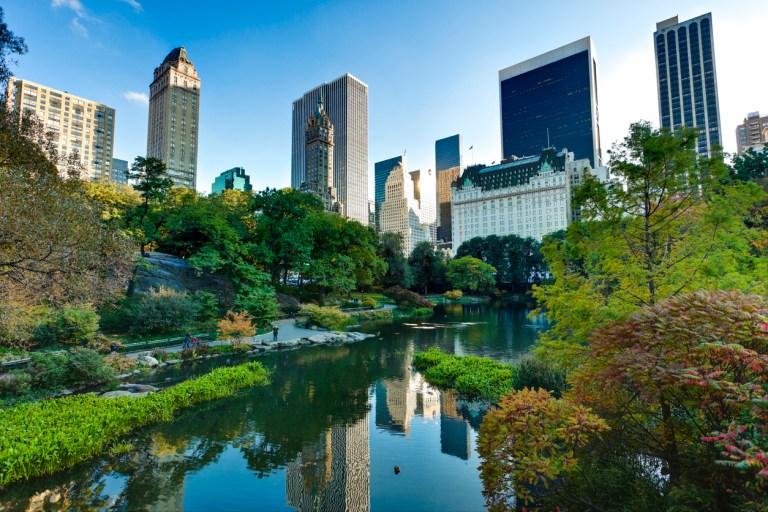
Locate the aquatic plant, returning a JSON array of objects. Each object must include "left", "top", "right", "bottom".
[{"left": 0, "top": 361, "right": 269, "bottom": 487}]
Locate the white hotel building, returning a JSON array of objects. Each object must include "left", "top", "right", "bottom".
[{"left": 451, "top": 148, "right": 607, "bottom": 251}]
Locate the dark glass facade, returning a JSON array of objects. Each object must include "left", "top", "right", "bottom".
[
  {"left": 500, "top": 50, "right": 598, "bottom": 168},
  {"left": 374, "top": 155, "right": 403, "bottom": 231},
  {"left": 654, "top": 13, "right": 720, "bottom": 156},
  {"left": 435, "top": 134, "right": 462, "bottom": 172}
]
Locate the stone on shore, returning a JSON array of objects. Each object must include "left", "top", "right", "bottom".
[{"left": 137, "top": 355, "right": 159, "bottom": 367}]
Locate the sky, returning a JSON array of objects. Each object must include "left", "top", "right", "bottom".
[{"left": 4, "top": 0, "right": 767, "bottom": 195}]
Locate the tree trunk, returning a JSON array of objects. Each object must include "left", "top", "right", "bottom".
[{"left": 660, "top": 397, "right": 681, "bottom": 483}]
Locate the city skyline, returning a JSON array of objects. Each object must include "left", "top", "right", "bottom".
[{"left": 4, "top": 0, "right": 766, "bottom": 195}]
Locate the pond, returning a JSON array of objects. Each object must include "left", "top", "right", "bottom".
[{"left": 1, "top": 300, "right": 546, "bottom": 511}]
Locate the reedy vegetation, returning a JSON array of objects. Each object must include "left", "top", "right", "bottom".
[{"left": 0, "top": 361, "right": 269, "bottom": 487}]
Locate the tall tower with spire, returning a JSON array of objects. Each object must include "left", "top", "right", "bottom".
[
  {"left": 291, "top": 74, "right": 369, "bottom": 225},
  {"left": 301, "top": 92, "right": 342, "bottom": 213},
  {"left": 147, "top": 46, "right": 201, "bottom": 189}
]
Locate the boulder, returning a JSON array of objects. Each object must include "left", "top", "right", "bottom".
[
  {"left": 137, "top": 355, "right": 159, "bottom": 367},
  {"left": 118, "top": 383, "right": 160, "bottom": 393}
]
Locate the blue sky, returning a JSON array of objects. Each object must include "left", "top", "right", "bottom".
[{"left": 5, "top": 0, "right": 767, "bottom": 194}]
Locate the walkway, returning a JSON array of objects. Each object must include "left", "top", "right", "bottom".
[{"left": 124, "top": 317, "right": 318, "bottom": 358}]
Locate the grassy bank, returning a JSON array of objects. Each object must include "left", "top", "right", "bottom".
[
  {"left": 0, "top": 361, "right": 269, "bottom": 488},
  {"left": 412, "top": 348, "right": 566, "bottom": 401}
]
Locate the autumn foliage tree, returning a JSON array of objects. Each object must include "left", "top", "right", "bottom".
[
  {"left": 569, "top": 290, "right": 768, "bottom": 508},
  {"left": 217, "top": 310, "right": 256, "bottom": 346},
  {"left": 478, "top": 387, "right": 608, "bottom": 510}
]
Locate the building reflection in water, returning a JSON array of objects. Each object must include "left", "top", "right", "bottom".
[{"left": 285, "top": 411, "right": 371, "bottom": 512}]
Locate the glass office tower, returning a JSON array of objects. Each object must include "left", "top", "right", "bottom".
[
  {"left": 498, "top": 37, "right": 601, "bottom": 168},
  {"left": 435, "top": 134, "right": 462, "bottom": 172},
  {"left": 654, "top": 13, "right": 721, "bottom": 157},
  {"left": 374, "top": 155, "right": 404, "bottom": 232}
]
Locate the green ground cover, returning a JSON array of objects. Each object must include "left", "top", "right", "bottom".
[{"left": 0, "top": 361, "right": 269, "bottom": 488}]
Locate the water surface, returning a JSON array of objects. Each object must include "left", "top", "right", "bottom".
[{"left": 2, "top": 300, "right": 544, "bottom": 511}]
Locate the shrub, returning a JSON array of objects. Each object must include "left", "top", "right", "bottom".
[
  {"left": 34, "top": 304, "right": 100, "bottom": 346},
  {"left": 235, "top": 285, "right": 279, "bottom": 327},
  {"left": 151, "top": 348, "right": 170, "bottom": 363},
  {"left": 298, "top": 304, "right": 350, "bottom": 330},
  {"left": 276, "top": 293, "right": 301, "bottom": 315},
  {"left": 217, "top": 310, "right": 256, "bottom": 345},
  {"left": 180, "top": 348, "right": 195, "bottom": 361},
  {"left": 361, "top": 297, "right": 377, "bottom": 309},
  {"left": 443, "top": 290, "right": 463, "bottom": 300},
  {"left": 64, "top": 347, "right": 116, "bottom": 388},
  {"left": 351, "top": 309, "right": 393, "bottom": 321},
  {"left": 193, "top": 343, "right": 211, "bottom": 357},
  {"left": 0, "top": 302, "right": 38, "bottom": 350},
  {"left": 29, "top": 348, "right": 115, "bottom": 390},
  {"left": 102, "top": 353, "right": 138, "bottom": 373},
  {"left": 478, "top": 388, "right": 609, "bottom": 509},
  {"left": 123, "top": 287, "right": 201, "bottom": 336},
  {"left": 192, "top": 291, "right": 220, "bottom": 322},
  {"left": 87, "top": 334, "right": 122, "bottom": 354},
  {"left": 513, "top": 354, "right": 568, "bottom": 398},
  {"left": 382, "top": 287, "right": 434, "bottom": 310},
  {"left": 0, "top": 362, "right": 269, "bottom": 487},
  {"left": 0, "top": 371, "right": 32, "bottom": 396}
]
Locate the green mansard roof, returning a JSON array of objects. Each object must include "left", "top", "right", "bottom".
[{"left": 455, "top": 148, "right": 567, "bottom": 191}]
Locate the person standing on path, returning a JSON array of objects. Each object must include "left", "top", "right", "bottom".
[
  {"left": 183, "top": 332, "right": 192, "bottom": 349},
  {"left": 272, "top": 325, "right": 279, "bottom": 342}
]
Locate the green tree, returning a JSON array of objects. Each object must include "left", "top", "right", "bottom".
[
  {"left": 0, "top": 7, "right": 27, "bottom": 94},
  {"left": 732, "top": 147, "right": 768, "bottom": 183},
  {"left": 378, "top": 232, "right": 410, "bottom": 288},
  {"left": 408, "top": 241, "right": 446, "bottom": 295},
  {"left": 252, "top": 188, "right": 320, "bottom": 284},
  {"left": 0, "top": 107, "right": 134, "bottom": 309},
  {"left": 127, "top": 156, "right": 173, "bottom": 256},
  {"left": 534, "top": 122, "right": 767, "bottom": 369},
  {"left": 446, "top": 256, "right": 496, "bottom": 294}
]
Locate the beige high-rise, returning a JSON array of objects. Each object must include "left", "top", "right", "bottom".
[
  {"left": 5, "top": 78, "right": 115, "bottom": 181},
  {"left": 147, "top": 47, "right": 200, "bottom": 189}
]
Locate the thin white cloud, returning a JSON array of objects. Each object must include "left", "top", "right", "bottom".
[
  {"left": 123, "top": 91, "right": 149, "bottom": 106},
  {"left": 52, "top": 0, "right": 85, "bottom": 16},
  {"left": 70, "top": 17, "right": 88, "bottom": 37},
  {"left": 120, "top": 0, "right": 142, "bottom": 13},
  {"left": 52, "top": 0, "right": 98, "bottom": 37}
]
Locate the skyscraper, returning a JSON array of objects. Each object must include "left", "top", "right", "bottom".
[
  {"left": 5, "top": 78, "right": 115, "bottom": 181},
  {"left": 435, "top": 134, "right": 463, "bottom": 172},
  {"left": 435, "top": 134, "right": 463, "bottom": 243},
  {"left": 654, "top": 13, "right": 721, "bottom": 157},
  {"left": 374, "top": 155, "right": 403, "bottom": 232},
  {"left": 292, "top": 74, "right": 369, "bottom": 225},
  {"left": 499, "top": 37, "right": 601, "bottom": 168},
  {"left": 735, "top": 112, "right": 768, "bottom": 155},
  {"left": 112, "top": 158, "right": 129, "bottom": 185},
  {"left": 300, "top": 92, "right": 341, "bottom": 213},
  {"left": 380, "top": 157, "right": 432, "bottom": 255},
  {"left": 211, "top": 167, "right": 252, "bottom": 194},
  {"left": 147, "top": 46, "right": 201, "bottom": 189}
]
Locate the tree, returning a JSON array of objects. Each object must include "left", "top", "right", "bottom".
[
  {"left": 732, "top": 147, "right": 768, "bottom": 183},
  {"left": 478, "top": 388, "right": 608, "bottom": 510},
  {"left": 0, "top": 107, "right": 134, "bottom": 309},
  {"left": 251, "top": 188, "right": 320, "bottom": 284},
  {"left": 127, "top": 156, "right": 173, "bottom": 256},
  {"left": 0, "top": 7, "right": 27, "bottom": 94},
  {"left": 456, "top": 234, "right": 543, "bottom": 289},
  {"left": 217, "top": 310, "right": 256, "bottom": 346},
  {"left": 408, "top": 242, "right": 446, "bottom": 295},
  {"left": 534, "top": 122, "right": 767, "bottom": 369},
  {"left": 379, "top": 232, "right": 410, "bottom": 288},
  {"left": 569, "top": 291, "right": 768, "bottom": 507},
  {"left": 446, "top": 256, "right": 496, "bottom": 294}
]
